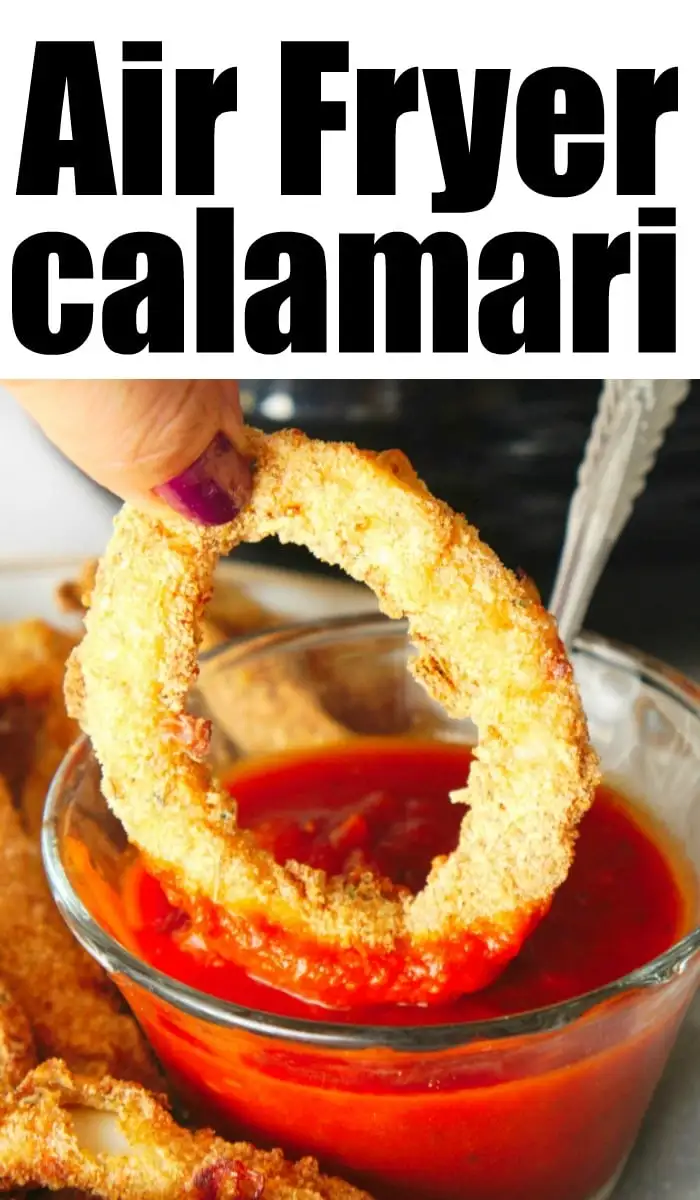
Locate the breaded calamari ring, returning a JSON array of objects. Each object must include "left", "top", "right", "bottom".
[
  {"left": 0, "top": 1059, "right": 372, "bottom": 1200},
  {"left": 64, "top": 558, "right": 350, "bottom": 750},
  {"left": 67, "top": 429, "right": 599, "bottom": 1007},
  {"left": 0, "top": 779, "right": 161, "bottom": 1088},
  {"left": 57, "top": 557, "right": 277, "bottom": 641},
  {"left": 0, "top": 976, "right": 36, "bottom": 1091}
]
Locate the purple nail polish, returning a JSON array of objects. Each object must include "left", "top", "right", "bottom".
[{"left": 154, "top": 432, "right": 252, "bottom": 525}]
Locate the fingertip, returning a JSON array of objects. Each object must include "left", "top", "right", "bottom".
[{"left": 153, "top": 431, "right": 253, "bottom": 526}]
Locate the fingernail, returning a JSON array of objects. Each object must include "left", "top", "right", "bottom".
[{"left": 153, "top": 432, "right": 252, "bottom": 525}]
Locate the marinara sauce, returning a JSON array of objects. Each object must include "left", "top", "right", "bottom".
[{"left": 79, "top": 739, "right": 695, "bottom": 1200}]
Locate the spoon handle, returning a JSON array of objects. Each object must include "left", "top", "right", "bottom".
[{"left": 549, "top": 379, "right": 690, "bottom": 647}]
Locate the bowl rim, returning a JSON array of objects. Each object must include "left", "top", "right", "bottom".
[{"left": 42, "top": 616, "right": 700, "bottom": 1053}]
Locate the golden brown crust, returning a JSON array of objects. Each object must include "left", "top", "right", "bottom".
[
  {"left": 198, "top": 630, "right": 426, "bottom": 760},
  {"left": 198, "top": 650, "right": 349, "bottom": 758},
  {"left": 0, "top": 975, "right": 36, "bottom": 1090},
  {"left": 0, "top": 1059, "right": 372, "bottom": 1199},
  {"left": 67, "top": 429, "right": 599, "bottom": 969},
  {"left": 58, "top": 557, "right": 275, "bottom": 642},
  {"left": 0, "top": 778, "right": 161, "bottom": 1089},
  {"left": 0, "top": 620, "right": 77, "bottom": 697},
  {"left": 0, "top": 619, "right": 79, "bottom": 836}
]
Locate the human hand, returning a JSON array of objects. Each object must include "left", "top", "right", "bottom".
[{"left": 5, "top": 379, "right": 251, "bottom": 525}]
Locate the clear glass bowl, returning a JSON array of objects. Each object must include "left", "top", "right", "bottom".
[{"left": 43, "top": 617, "right": 700, "bottom": 1200}]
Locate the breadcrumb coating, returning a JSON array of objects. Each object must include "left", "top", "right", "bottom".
[
  {"left": 199, "top": 648, "right": 349, "bottom": 757},
  {"left": 0, "top": 619, "right": 79, "bottom": 836},
  {"left": 0, "top": 778, "right": 160, "bottom": 1089},
  {"left": 0, "top": 1059, "right": 372, "bottom": 1200},
  {"left": 0, "top": 975, "right": 36, "bottom": 1090}
]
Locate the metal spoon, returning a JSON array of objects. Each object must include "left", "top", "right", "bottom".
[{"left": 549, "top": 379, "right": 691, "bottom": 647}]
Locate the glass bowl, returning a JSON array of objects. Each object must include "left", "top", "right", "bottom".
[{"left": 43, "top": 617, "right": 700, "bottom": 1200}]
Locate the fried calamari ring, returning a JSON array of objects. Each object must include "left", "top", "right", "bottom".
[
  {"left": 0, "top": 977, "right": 36, "bottom": 1091},
  {"left": 0, "top": 1060, "right": 372, "bottom": 1199},
  {"left": 67, "top": 428, "right": 599, "bottom": 1007}
]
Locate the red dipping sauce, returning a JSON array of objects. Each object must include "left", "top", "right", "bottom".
[
  {"left": 78, "top": 739, "right": 696, "bottom": 1200},
  {"left": 124, "top": 740, "right": 685, "bottom": 1024}
]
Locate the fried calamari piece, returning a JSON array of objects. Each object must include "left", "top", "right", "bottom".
[
  {"left": 61, "top": 559, "right": 368, "bottom": 755},
  {"left": 0, "top": 958, "right": 38, "bottom": 1200},
  {"left": 198, "top": 624, "right": 437, "bottom": 761},
  {"left": 59, "top": 558, "right": 276, "bottom": 662},
  {"left": 302, "top": 636, "right": 437, "bottom": 737},
  {"left": 0, "top": 976, "right": 36, "bottom": 1090},
  {"left": 56, "top": 558, "right": 347, "bottom": 765},
  {"left": 0, "top": 619, "right": 79, "bottom": 836},
  {"left": 67, "top": 428, "right": 599, "bottom": 1007},
  {"left": 197, "top": 648, "right": 349, "bottom": 757},
  {"left": 0, "top": 621, "right": 76, "bottom": 696},
  {"left": 17, "top": 686, "right": 78, "bottom": 839},
  {"left": 0, "top": 778, "right": 160, "bottom": 1089},
  {"left": 0, "top": 1059, "right": 372, "bottom": 1200},
  {"left": 55, "top": 560, "right": 100, "bottom": 618},
  {"left": 58, "top": 558, "right": 276, "bottom": 646}
]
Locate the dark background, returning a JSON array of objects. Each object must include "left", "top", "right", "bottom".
[
  {"left": 237, "top": 380, "right": 700, "bottom": 672},
  {"left": 68, "top": 380, "right": 700, "bottom": 673}
]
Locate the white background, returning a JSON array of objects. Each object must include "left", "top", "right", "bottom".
[{"left": 0, "top": 0, "right": 697, "bottom": 377}]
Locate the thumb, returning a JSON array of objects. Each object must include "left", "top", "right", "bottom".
[{"left": 5, "top": 379, "right": 252, "bottom": 525}]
